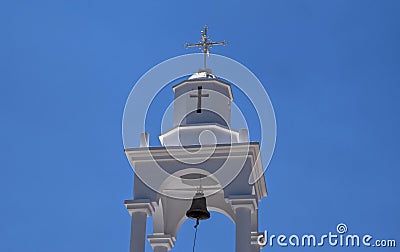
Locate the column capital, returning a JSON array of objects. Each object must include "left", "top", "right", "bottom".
[
  {"left": 124, "top": 199, "right": 155, "bottom": 217},
  {"left": 147, "top": 233, "right": 176, "bottom": 251},
  {"left": 227, "top": 195, "right": 258, "bottom": 213}
]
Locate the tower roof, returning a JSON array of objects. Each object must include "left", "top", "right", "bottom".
[{"left": 188, "top": 69, "right": 216, "bottom": 80}]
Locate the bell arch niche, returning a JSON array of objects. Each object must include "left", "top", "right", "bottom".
[
  {"left": 152, "top": 168, "right": 236, "bottom": 239},
  {"left": 124, "top": 143, "right": 266, "bottom": 252}
]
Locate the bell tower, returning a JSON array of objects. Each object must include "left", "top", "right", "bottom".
[{"left": 124, "top": 26, "right": 267, "bottom": 252}]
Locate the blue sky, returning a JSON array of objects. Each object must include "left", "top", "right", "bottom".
[{"left": 1, "top": 0, "right": 399, "bottom": 251}]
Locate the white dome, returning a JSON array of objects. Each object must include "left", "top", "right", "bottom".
[{"left": 188, "top": 69, "right": 216, "bottom": 80}]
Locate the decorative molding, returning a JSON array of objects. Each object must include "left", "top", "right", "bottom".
[
  {"left": 147, "top": 233, "right": 176, "bottom": 250},
  {"left": 125, "top": 142, "right": 258, "bottom": 162},
  {"left": 227, "top": 195, "right": 258, "bottom": 213},
  {"left": 124, "top": 199, "right": 155, "bottom": 217}
]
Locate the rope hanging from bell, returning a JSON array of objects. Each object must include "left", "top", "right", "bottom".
[
  {"left": 186, "top": 183, "right": 210, "bottom": 252},
  {"left": 192, "top": 219, "right": 200, "bottom": 252}
]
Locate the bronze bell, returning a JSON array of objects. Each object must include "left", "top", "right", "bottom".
[{"left": 186, "top": 192, "right": 210, "bottom": 220}]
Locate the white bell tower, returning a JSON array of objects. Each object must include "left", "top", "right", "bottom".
[{"left": 124, "top": 27, "right": 267, "bottom": 252}]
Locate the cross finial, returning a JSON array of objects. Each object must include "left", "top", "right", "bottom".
[{"left": 184, "top": 25, "right": 227, "bottom": 70}]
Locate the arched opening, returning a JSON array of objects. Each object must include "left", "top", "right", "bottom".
[{"left": 172, "top": 211, "right": 235, "bottom": 252}]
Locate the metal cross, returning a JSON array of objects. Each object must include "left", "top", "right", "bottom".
[
  {"left": 190, "top": 86, "right": 209, "bottom": 113},
  {"left": 184, "top": 25, "right": 226, "bottom": 70}
]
